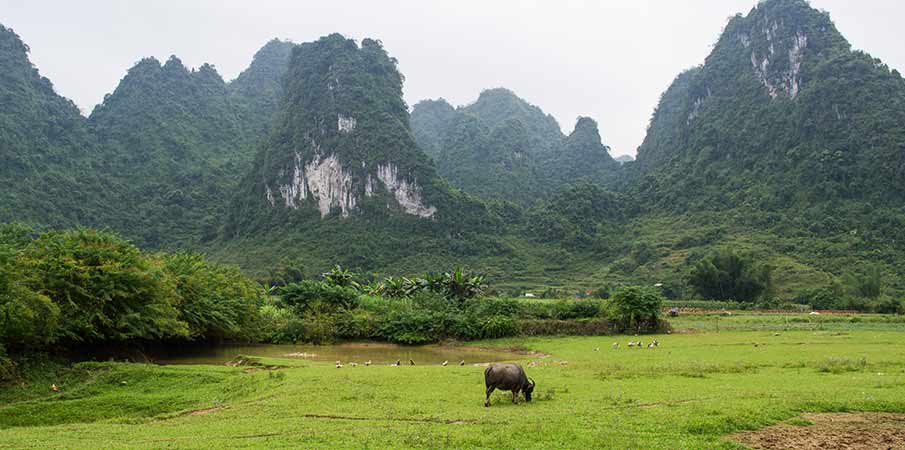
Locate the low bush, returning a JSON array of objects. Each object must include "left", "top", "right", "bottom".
[
  {"left": 875, "top": 297, "right": 905, "bottom": 314},
  {"left": 816, "top": 356, "right": 867, "bottom": 373},
  {"left": 271, "top": 318, "right": 306, "bottom": 344},
  {"left": 520, "top": 318, "right": 615, "bottom": 336},
  {"left": 553, "top": 300, "right": 601, "bottom": 319},
  {"left": 378, "top": 309, "right": 446, "bottom": 344},
  {"left": 0, "top": 345, "right": 15, "bottom": 383},
  {"left": 608, "top": 286, "right": 664, "bottom": 333},
  {"left": 331, "top": 310, "right": 376, "bottom": 340},
  {"left": 477, "top": 315, "right": 520, "bottom": 339},
  {"left": 280, "top": 281, "right": 358, "bottom": 315}
]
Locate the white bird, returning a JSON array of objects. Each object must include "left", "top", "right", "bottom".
[
  {"left": 627, "top": 341, "right": 635, "bottom": 347},
  {"left": 392, "top": 360, "right": 401, "bottom": 367},
  {"left": 647, "top": 343, "right": 654, "bottom": 349},
  {"left": 335, "top": 361, "right": 343, "bottom": 368},
  {"left": 612, "top": 342, "right": 619, "bottom": 349},
  {"left": 365, "top": 360, "right": 371, "bottom": 366},
  {"left": 442, "top": 360, "right": 448, "bottom": 366},
  {"left": 459, "top": 360, "right": 465, "bottom": 366},
  {"left": 349, "top": 362, "right": 358, "bottom": 367}
]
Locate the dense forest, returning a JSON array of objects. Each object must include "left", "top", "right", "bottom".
[{"left": 2, "top": 0, "right": 905, "bottom": 315}]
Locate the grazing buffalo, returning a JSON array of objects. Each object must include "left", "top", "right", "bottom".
[{"left": 483, "top": 363, "right": 535, "bottom": 407}]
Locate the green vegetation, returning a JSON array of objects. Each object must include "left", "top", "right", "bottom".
[
  {"left": 0, "top": 225, "right": 265, "bottom": 360},
  {"left": 410, "top": 91, "right": 619, "bottom": 206},
  {"left": 6, "top": 0, "right": 905, "bottom": 303},
  {"left": 688, "top": 250, "right": 772, "bottom": 302},
  {"left": 257, "top": 266, "right": 662, "bottom": 345},
  {"left": 0, "top": 24, "right": 293, "bottom": 248},
  {"left": 1, "top": 314, "right": 904, "bottom": 448}
]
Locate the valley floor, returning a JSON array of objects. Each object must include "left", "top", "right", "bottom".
[{"left": 1, "top": 313, "right": 904, "bottom": 449}]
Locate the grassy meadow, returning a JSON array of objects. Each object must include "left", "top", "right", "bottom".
[{"left": 1, "top": 312, "right": 904, "bottom": 449}]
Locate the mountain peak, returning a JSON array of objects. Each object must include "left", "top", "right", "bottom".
[
  {"left": 634, "top": 0, "right": 905, "bottom": 210},
  {"left": 711, "top": 0, "right": 848, "bottom": 100},
  {"left": 463, "top": 87, "right": 562, "bottom": 156},
  {"left": 570, "top": 116, "right": 600, "bottom": 137},
  {"left": 410, "top": 99, "right": 457, "bottom": 159},
  {"left": 0, "top": 24, "right": 29, "bottom": 58},
  {"left": 162, "top": 55, "right": 188, "bottom": 73},
  {"left": 238, "top": 33, "right": 442, "bottom": 222}
]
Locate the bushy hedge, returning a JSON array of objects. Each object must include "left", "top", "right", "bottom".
[
  {"left": 266, "top": 274, "right": 662, "bottom": 344},
  {"left": 519, "top": 318, "right": 615, "bottom": 336},
  {"left": 0, "top": 225, "right": 266, "bottom": 353}
]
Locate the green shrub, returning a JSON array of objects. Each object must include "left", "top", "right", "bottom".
[
  {"left": 271, "top": 318, "right": 307, "bottom": 344},
  {"left": 478, "top": 315, "right": 520, "bottom": 339},
  {"left": 608, "top": 286, "right": 664, "bottom": 333},
  {"left": 553, "top": 300, "right": 601, "bottom": 319},
  {"left": 302, "top": 314, "right": 337, "bottom": 344},
  {"left": 378, "top": 309, "right": 445, "bottom": 344},
  {"left": 257, "top": 303, "right": 294, "bottom": 342},
  {"left": 0, "top": 253, "right": 59, "bottom": 348},
  {"left": 322, "top": 265, "right": 360, "bottom": 289},
  {"left": 280, "top": 280, "right": 359, "bottom": 314},
  {"left": 20, "top": 229, "right": 187, "bottom": 343},
  {"left": 440, "top": 268, "right": 485, "bottom": 303},
  {"left": 519, "top": 318, "right": 615, "bottom": 336},
  {"left": 816, "top": 356, "right": 867, "bottom": 373},
  {"left": 793, "top": 288, "right": 841, "bottom": 310},
  {"left": 875, "top": 297, "right": 905, "bottom": 314},
  {"left": 0, "top": 344, "right": 15, "bottom": 383},
  {"left": 466, "top": 297, "right": 520, "bottom": 316},
  {"left": 331, "top": 310, "right": 375, "bottom": 339},
  {"left": 449, "top": 315, "right": 482, "bottom": 340},
  {"left": 687, "top": 250, "right": 771, "bottom": 302},
  {"left": 162, "top": 252, "right": 265, "bottom": 341}
]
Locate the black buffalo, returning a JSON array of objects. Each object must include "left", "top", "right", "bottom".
[{"left": 483, "top": 363, "right": 535, "bottom": 407}]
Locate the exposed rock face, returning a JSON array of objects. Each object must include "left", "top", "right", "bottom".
[
  {"left": 750, "top": 23, "right": 808, "bottom": 99},
  {"left": 376, "top": 163, "right": 437, "bottom": 218},
  {"left": 267, "top": 154, "right": 435, "bottom": 219},
  {"left": 337, "top": 114, "right": 356, "bottom": 133}
]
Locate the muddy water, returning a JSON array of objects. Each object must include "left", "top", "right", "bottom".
[{"left": 151, "top": 342, "right": 516, "bottom": 366}]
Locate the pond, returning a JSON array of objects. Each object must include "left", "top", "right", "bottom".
[{"left": 150, "top": 342, "right": 518, "bottom": 366}]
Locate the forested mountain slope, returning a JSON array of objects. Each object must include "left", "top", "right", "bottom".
[
  {"left": 220, "top": 34, "right": 507, "bottom": 273},
  {"left": 632, "top": 0, "right": 905, "bottom": 210},
  {"left": 0, "top": 25, "right": 114, "bottom": 228},
  {"left": 410, "top": 90, "right": 619, "bottom": 205}
]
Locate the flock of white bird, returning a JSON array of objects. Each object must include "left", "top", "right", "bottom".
[
  {"left": 335, "top": 359, "right": 466, "bottom": 368},
  {"left": 334, "top": 339, "right": 665, "bottom": 368},
  {"left": 600, "top": 339, "right": 661, "bottom": 350}
]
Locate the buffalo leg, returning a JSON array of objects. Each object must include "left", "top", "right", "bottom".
[
  {"left": 484, "top": 386, "right": 495, "bottom": 407},
  {"left": 512, "top": 388, "right": 519, "bottom": 404}
]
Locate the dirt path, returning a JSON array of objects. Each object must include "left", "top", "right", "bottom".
[{"left": 730, "top": 412, "right": 905, "bottom": 450}]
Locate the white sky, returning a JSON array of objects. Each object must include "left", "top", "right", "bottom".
[{"left": 2, "top": 0, "right": 902, "bottom": 156}]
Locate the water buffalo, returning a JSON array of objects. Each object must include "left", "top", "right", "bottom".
[{"left": 483, "top": 363, "right": 535, "bottom": 407}]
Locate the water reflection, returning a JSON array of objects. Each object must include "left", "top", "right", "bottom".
[{"left": 151, "top": 342, "right": 516, "bottom": 366}]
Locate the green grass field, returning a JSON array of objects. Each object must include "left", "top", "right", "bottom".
[{"left": 2, "top": 313, "right": 904, "bottom": 449}]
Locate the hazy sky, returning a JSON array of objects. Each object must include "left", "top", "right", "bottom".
[{"left": 3, "top": 1, "right": 903, "bottom": 156}]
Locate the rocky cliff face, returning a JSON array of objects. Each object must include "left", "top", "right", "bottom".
[{"left": 238, "top": 34, "right": 443, "bottom": 226}]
